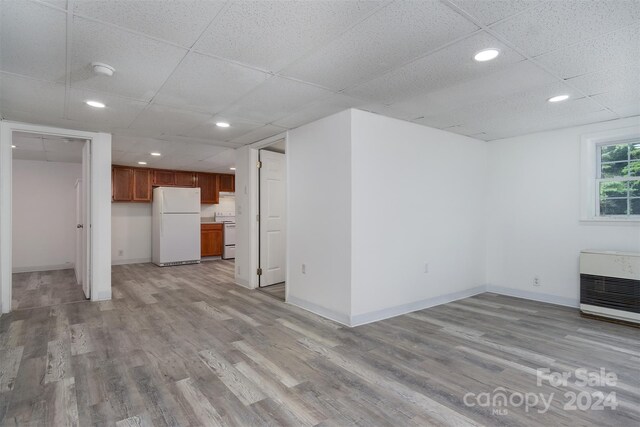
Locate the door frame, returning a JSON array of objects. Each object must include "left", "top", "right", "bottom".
[{"left": 0, "top": 120, "right": 112, "bottom": 313}]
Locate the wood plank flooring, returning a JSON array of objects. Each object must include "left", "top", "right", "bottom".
[
  {"left": 11, "top": 269, "right": 87, "bottom": 311},
  {"left": 258, "top": 283, "right": 285, "bottom": 301},
  {"left": 1, "top": 260, "right": 639, "bottom": 426}
]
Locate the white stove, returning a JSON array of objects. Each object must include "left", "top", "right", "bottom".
[{"left": 215, "top": 212, "right": 235, "bottom": 259}]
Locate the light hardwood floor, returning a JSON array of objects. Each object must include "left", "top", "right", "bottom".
[
  {"left": 0, "top": 260, "right": 639, "bottom": 426},
  {"left": 11, "top": 269, "right": 87, "bottom": 311},
  {"left": 259, "top": 283, "right": 285, "bottom": 301}
]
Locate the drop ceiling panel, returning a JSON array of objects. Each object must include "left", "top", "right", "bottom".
[
  {"left": 221, "top": 77, "right": 332, "bottom": 124},
  {"left": 45, "top": 151, "right": 82, "bottom": 163},
  {"left": 72, "top": 0, "right": 226, "bottom": 47},
  {"left": 153, "top": 53, "right": 269, "bottom": 114},
  {"left": 346, "top": 32, "right": 525, "bottom": 104},
  {"left": 229, "top": 124, "right": 287, "bottom": 145},
  {"left": 283, "top": 1, "right": 479, "bottom": 91},
  {"left": 0, "top": 73, "right": 65, "bottom": 118},
  {"left": 447, "top": 0, "right": 544, "bottom": 25},
  {"left": 491, "top": 0, "right": 640, "bottom": 57},
  {"left": 11, "top": 149, "right": 48, "bottom": 162},
  {"left": 129, "top": 104, "right": 212, "bottom": 136},
  {"left": 42, "top": 138, "right": 85, "bottom": 153},
  {"left": 535, "top": 24, "right": 640, "bottom": 79},
  {"left": 273, "top": 93, "right": 368, "bottom": 128},
  {"left": 67, "top": 88, "right": 148, "bottom": 129},
  {"left": 393, "top": 60, "right": 556, "bottom": 117},
  {"left": 188, "top": 116, "right": 266, "bottom": 141},
  {"left": 70, "top": 15, "right": 187, "bottom": 101},
  {"left": 568, "top": 64, "right": 640, "bottom": 97},
  {"left": 11, "top": 134, "right": 45, "bottom": 151},
  {"left": 195, "top": 0, "right": 385, "bottom": 72},
  {"left": 0, "top": 1, "right": 66, "bottom": 82}
]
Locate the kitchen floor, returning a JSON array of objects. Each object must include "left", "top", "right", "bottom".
[
  {"left": 0, "top": 261, "right": 638, "bottom": 426},
  {"left": 258, "top": 282, "right": 285, "bottom": 301},
  {"left": 11, "top": 269, "right": 87, "bottom": 310}
]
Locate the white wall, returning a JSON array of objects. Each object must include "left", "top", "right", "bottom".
[
  {"left": 287, "top": 110, "right": 352, "bottom": 323},
  {"left": 111, "top": 203, "right": 152, "bottom": 264},
  {"left": 486, "top": 116, "right": 640, "bottom": 307},
  {"left": 350, "top": 110, "right": 488, "bottom": 324},
  {"left": 12, "top": 160, "right": 82, "bottom": 272},
  {"left": 201, "top": 193, "right": 235, "bottom": 218}
]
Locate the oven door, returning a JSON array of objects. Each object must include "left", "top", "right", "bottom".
[{"left": 224, "top": 222, "right": 236, "bottom": 245}]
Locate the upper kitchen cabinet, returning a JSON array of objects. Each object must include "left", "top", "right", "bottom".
[
  {"left": 152, "top": 169, "right": 176, "bottom": 186},
  {"left": 175, "top": 171, "right": 196, "bottom": 187},
  {"left": 132, "top": 168, "right": 152, "bottom": 202},
  {"left": 219, "top": 174, "right": 235, "bottom": 192},
  {"left": 197, "top": 172, "right": 219, "bottom": 205},
  {"left": 112, "top": 166, "right": 133, "bottom": 201}
]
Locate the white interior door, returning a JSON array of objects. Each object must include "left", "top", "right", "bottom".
[
  {"left": 81, "top": 140, "right": 91, "bottom": 298},
  {"left": 75, "top": 180, "right": 82, "bottom": 286},
  {"left": 259, "top": 150, "right": 286, "bottom": 287}
]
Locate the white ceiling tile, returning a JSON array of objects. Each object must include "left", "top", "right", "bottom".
[
  {"left": 11, "top": 149, "right": 48, "bottom": 162},
  {"left": 591, "top": 90, "right": 640, "bottom": 112},
  {"left": 447, "top": 0, "right": 544, "bottom": 25},
  {"left": 607, "top": 103, "right": 640, "bottom": 118},
  {"left": 67, "top": 88, "right": 148, "bottom": 129},
  {"left": 0, "top": 73, "right": 65, "bottom": 118},
  {"left": 568, "top": 64, "right": 640, "bottom": 97},
  {"left": 129, "top": 104, "right": 212, "bottom": 136},
  {"left": 11, "top": 134, "right": 45, "bottom": 151},
  {"left": 283, "top": 1, "right": 478, "bottom": 90},
  {"left": 71, "top": 15, "right": 187, "bottom": 100},
  {"left": 45, "top": 151, "right": 82, "bottom": 163},
  {"left": 188, "top": 115, "right": 266, "bottom": 141},
  {"left": 153, "top": 53, "right": 269, "bottom": 114},
  {"left": 72, "top": 0, "right": 226, "bottom": 47},
  {"left": 111, "top": 135, "right": 184, "bottom": 155},
  {"left": 273, "top": 93, "right": 368, "bottom": 128},
  {"left": 222, "top": 77, "right": 333, "bottom": 124},
  {"left": 43, "top": 138, "right": 85, "bottom": 153},
  {"left": 393, "top": 60, "right": 556, "bottom": 117},
  {"left": 491, "top": 0, "right": 640, "bottom": 57},
  {"left": 535, "top": 24, "right": 640, "bottom": 79},
  {"left": 346, "top": 32, "right": 525, "bottom": 104},
  {"left": 229, "top": 125, "right": 287, "bottom": 146},
  {"left": 195, "top": 1, "right": 385, "bottom": 72},
  {"left": 0, "top": 1, "right": 66, "bottom": 82}
]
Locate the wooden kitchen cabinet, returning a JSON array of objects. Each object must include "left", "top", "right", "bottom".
[
  {"left": 152, "top": 169, "right": 175, "bottom": 186},
  {"left": 175, "top": 171, "right": 196, "bottom": 187},
  {"left": 201, "top": 223, "right": 223, "bottom": 257},
  {"left": 197, "top": 173, "right": 219, "bottom": 204},
  {"left": 218, "top": 174, "right": 235, "bottom": 192},
  {"left": 112, "top": 166, "right": 133, "bottom": 201},
  {"left": 132, "top": 168, "right": 152, "bottom": 201}
]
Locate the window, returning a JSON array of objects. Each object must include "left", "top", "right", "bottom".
[{"left": 596, "top": 140, "right": 640, "bottom": 216}]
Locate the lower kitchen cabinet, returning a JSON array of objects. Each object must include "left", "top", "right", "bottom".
[{"left": 201, "top": 223, "right": 223, "bottom": 257}]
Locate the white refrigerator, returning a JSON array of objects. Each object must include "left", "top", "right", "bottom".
[{"left": 152, "top": 187, "right": 201, "bottom": 266}]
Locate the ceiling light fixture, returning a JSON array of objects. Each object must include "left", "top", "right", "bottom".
[
  {"left": 474, "top": 48, "right": 500, "bottom": 62},
  {"left": 138, "top": 161, "right": 147, "bottom": 165},
  {"left": 11, "top": 145, "right": 16, "bottom": 148},
  {"left": 229, "top": 167, "right": 236, "bottom": 171},
  {"left": 216, "top": 122, "right": 230, "bottom": 128},
  {"left": 548, "top": 94, "right": 570, "bottom": 103},
  {"left": 86, "top": 100, "right": 106, "bottom": 108},
  {"left": 150, "top": 152, "right": 161, "bottom": 156},
  {"left": 91, "top": 62, "right": 115, "bottom": 77}
]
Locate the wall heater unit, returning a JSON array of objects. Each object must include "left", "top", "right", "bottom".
[{"left": 580, "top": 250, "right": 640, "bottom": 325}]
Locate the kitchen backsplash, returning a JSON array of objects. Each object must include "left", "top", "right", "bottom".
[{"left": 201, "top": 193, "right": 235, "bottom": 218}]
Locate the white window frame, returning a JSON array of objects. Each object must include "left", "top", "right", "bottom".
[{"left": 580, "top": 125, "right": 640, "bottom": 223}]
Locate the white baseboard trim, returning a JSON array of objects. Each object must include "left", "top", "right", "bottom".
[
  {"left": 486, "top": 285, "right": 579, "bottom": 308},
  {"left": 349, "top": 285, "right": 487, "bottom": 327},
  {"left": 111, "top": 258, "right": 151, "bottom": 266},
  {"left": 234, "top": 278, "right": 254, "bottom": 290},
  {"left": 91, "top": 289, "right": 112, "bottom": 301},
  {"left": 287, "top": 295, "right": 351, "bottom": 327},
  {"left": 13, "top": 263, "right": 74, "bottom": 273}
]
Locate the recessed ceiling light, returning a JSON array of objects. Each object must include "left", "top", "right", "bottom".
[
  {"left": 138, "top": 161, "right": 147, "bottom": 165},
  {"left": 474, "top": 48, "right": 500, "bottom": 62},
  {"left": 229, "top": 167, "right": 236, "bottom": 171},
  {"left": 11, "top": 145, "right": 16, "bottom": 148},
  {"left": 216, "top": 122, "right": 230, "bottom": 128},
  {"left": 86, "top": 100, "right": 106, "bottom": 108},
  {"left": 91, "top": 62, "right": 115, "bottom": 77},
  {"left": 548, "top": 94, "right": 570, "bottom": 103},
  {"left": 150, "top": 152, "right": 161, "bottom": 156}
]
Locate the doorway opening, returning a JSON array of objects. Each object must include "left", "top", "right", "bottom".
[
  {"left": 10, "top": 131, "right": 91, "bottom": 310},
  {"left": 257, "top": 139, "right": 286, "bottom": 301}
]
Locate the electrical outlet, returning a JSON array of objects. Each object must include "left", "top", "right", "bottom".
[
  {"left": 424, "top": 263, "right": 429, "bottom": 273},
  {"left": 118, "top": 249, "right": 124, "bottom": 256},
  {"left": 533, "top": 276, "right": 540, "bottom": 287},
  {"left": 301, "top": 264, "right": 306, "bottom": 274}
]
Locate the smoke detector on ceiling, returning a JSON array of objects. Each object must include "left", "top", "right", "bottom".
[{"left": 91, "top": 62, "right": 115, "bottom": 77}]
